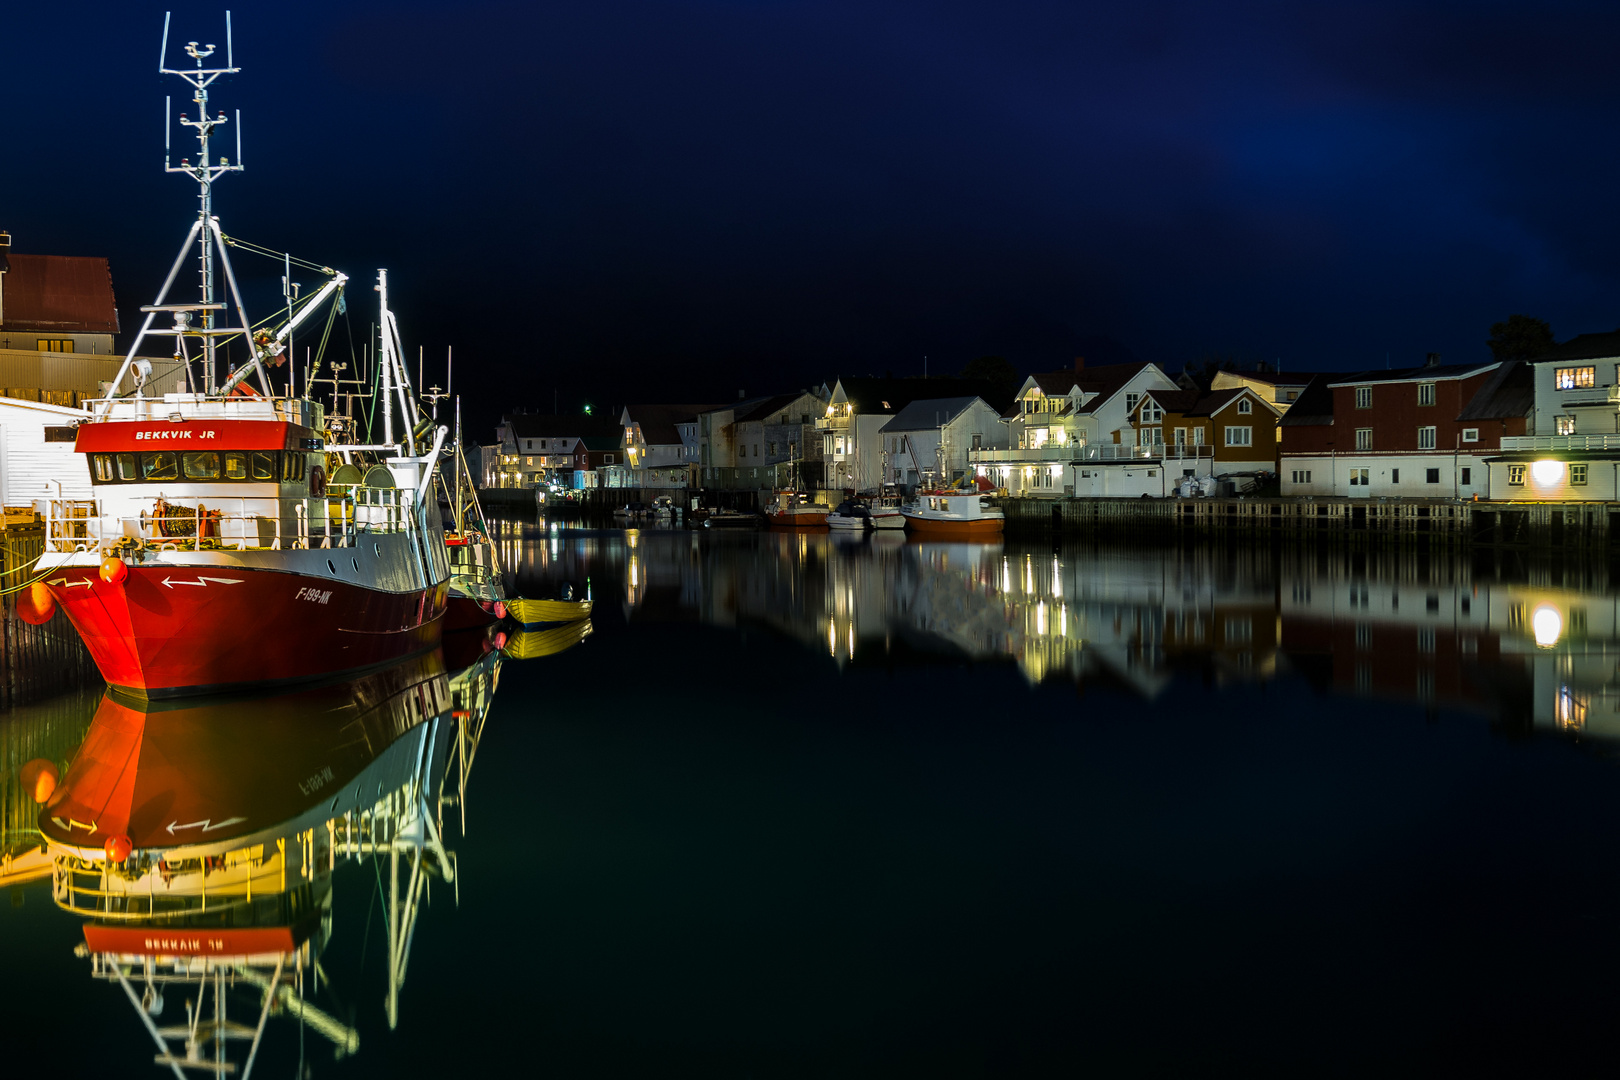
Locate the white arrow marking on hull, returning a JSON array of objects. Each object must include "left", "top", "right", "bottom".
[
  {"left": 165, "top": 816, "right": 246, "bottom": 836},
  {"left": 161, "top": 576, "right": 244, "bottom": 589},
  {"left": 199, "top": 577, "right": 244, "bottom": 585},
  {"left": 52, "top": 816, "right": 98, "bottom": 834}
]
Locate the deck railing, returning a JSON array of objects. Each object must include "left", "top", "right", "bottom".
[
  {"left": 44, "top": 486, "right": 418, "bottom": 554},
  {"left": 971, "top": 444, "right": 1215, "bottom": 464},
  {"left": 1500, "top": 434, "right": 1620, "bottom": 452}
]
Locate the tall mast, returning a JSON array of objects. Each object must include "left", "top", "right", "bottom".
[{"left": 161, "top": 11, "right": 243, "bottom": 392}]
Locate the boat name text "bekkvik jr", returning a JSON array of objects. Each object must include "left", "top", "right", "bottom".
[{"left": 133, "top": 429, "right": 219, "bottom": 440}]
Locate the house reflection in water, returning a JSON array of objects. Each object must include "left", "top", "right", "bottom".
[{"left": 575, "top": 529, "right": 1620, "bottom": 731}]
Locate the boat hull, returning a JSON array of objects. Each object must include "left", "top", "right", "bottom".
[
  {"left": 870, "top": 512, "right": 906, "bottom": 530},
  {"left": 43, "top": 565, "right": 448, "bottom": 697},
  {"left": 767, "top": 510, "right": 829, "bottom": 528},
  {"left": 901, "top": 514, "right": 1005, "bottom": 537},
  {"left": 445, "top": 594, "right": 503, "bottom": 631}
]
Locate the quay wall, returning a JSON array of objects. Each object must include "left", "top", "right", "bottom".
[{"left": 997, "top": 496, "right": 1620, "bottom": 550}]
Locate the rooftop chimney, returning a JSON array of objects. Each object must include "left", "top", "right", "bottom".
[
  {"left": 1074, "top": 356, "right": 1086, "bottom": 372},
  {"left": 1425, "top": 352, "right": 1441, "bottom": 368}
]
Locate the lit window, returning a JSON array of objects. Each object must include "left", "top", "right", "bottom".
[
  {"left": 1572, "top": 464, "right": 1588, "bottom": 485},
  {"left": 1508, "top": 464, "right": 1525, "bottom": 485},
  {"left": 1355, "top": 387, "right": 1372, "bottom": 409},
  {"left": 1556, "top": 416, "right": 1576, "bottom": 435},
  {"left": 1355, "top": 428, "right": 1373, "bottom": 451},
  {"left": 1556, "top": 367, "right": 1596, "bottom": 390},
  {"left": 1417, "top": 426, "right": 1436, "bottom": 450},
  {"left": 1462, "top": 428, "right": 1479, "bottom": 443},
  {"left": 1418, "top": 383, "right": 1435, "bottom": 407}
]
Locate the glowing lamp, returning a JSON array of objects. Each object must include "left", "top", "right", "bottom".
[
  {"left": 18, "top": 759, "right": 58, "bottom": 803},
  {"left": 18, "top": 581, "right": 55, "bottom": 625},
  {"left": 100, "top": 557, "right": 128, "bottom": 585},
  {"left": 1532, "top": 605, "right": 1562, "bottom": 649},
  {"left": 1531, "top": 459, "right": 1564, "bottom": 485},
  {"left": 104, "top": 834, "right": 133, "bottom": 863}
]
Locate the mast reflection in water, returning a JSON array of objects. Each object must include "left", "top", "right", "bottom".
[
  {"left": 18, "top": 632, "right": 507, "bottom": 1077},
  {"left": 14, "top": 526, "right": 1620, "bottom": 1072}
]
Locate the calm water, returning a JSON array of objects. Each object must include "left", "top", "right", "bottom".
[{"left": 6, "top": 523, "right": 1620, "bottom": 1076}]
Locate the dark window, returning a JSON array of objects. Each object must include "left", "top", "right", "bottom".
[
  {"left": 182, "top": 451, "right": 220, "bottom": 479},
  {"left": 1460, "top": 467, "right": 1472, "bottom": 485},
  {"left": 44, "top": 426, "right": 77, "bottom": 443},
  {"left": 224, "top": 452, "right": 248, "bottom": 480},
  {"left": 282, "top": 453, "right": 305, "bottom": 482},
  {"left": 116, "top": 453, "right": 138, "bottom": 481},
  {"left": 251, "top": 451, "right": 277, "bottom": 481},
  {"left": 142, "top": 451, "right": 179, "bottom": 481},
  {"left": 89, "top": 454, "right": 114, "bottom": 482},
  {"left": 1391, "top": 469, "right": 1399, "bottom": 484},
  {"left": 1426, "top": 468, "right": 1440, "bottom": 484}
]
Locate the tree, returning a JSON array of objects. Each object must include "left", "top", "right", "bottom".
[
  {"left": 961, "top": 354, "right": 1017, "bottom": 389},
  {"left": 1487, "top": 315, "right": 1555, "bottom": 362}
]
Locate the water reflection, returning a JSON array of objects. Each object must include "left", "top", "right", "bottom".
[
  {"left": 19, "top": 634, "right": 504, "bottom": 1076},
  {"left": 523, "top": 528, "right": 1620, "bottom": 737}
]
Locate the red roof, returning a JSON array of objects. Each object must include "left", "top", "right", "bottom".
[{"left": 2, "top": 253, "right": 119, "bottom": 334}]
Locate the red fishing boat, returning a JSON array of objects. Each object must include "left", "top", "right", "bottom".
[{"left": 28, "top": 42, "right": 449, "bottom": 696}]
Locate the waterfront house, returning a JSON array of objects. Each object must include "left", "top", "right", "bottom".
[
  {"left": 698, "top": 389, "right": 829, "bottom": 492},
  {"left": 817, "top": 376, "right": 1013, "bottom": 495},
  {"left": 494, "top": 413, "right": 622, "bottom": 488},
  {"left": 1208, "top": 368, "right": 1314, "bottom": 413},
  {"left": 616, "top": 404, "right": 715, "bottom": 490},
  {"left": 1485, "top": 331, "right": 1620, "bottom": 500},
  {"left": 968, "top": 360, "right": 1180, "bottom": 497},
  {"left": 1112, "top": 385, "right": 1281, "bottom": 494},
  {"left": 1278, "top": 358, "right": 1530, "bottom": 498},
  {"left": 878, "top": 396, "right": 1008, "bottom": 490}
]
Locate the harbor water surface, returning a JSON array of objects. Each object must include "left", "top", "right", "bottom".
[{"left": 7, "top": 521, "right": 1620, "bottom": 1075}]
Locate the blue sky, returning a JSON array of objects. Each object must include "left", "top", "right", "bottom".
[{"left": 5, "top": 0, "right": 1618, "bottom": 417}]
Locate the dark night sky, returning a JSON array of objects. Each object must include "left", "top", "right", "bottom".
[{"left": 6, "top": 1, "right": 1620, "bottom": 435}]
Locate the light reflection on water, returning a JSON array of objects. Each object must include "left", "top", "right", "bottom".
[
  {"left": 513, "top": 525, "right": 1620, "bottom": 742},
  {"left": 11, "top": 524, "right": 1620, "bottom": 1073}
]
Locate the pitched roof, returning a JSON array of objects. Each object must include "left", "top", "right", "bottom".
[
  {"left": 1028, "top": 363, "right": 1156, "bottom": 408},
  {"left": 877, "top": 397, "right": 985, "bottom": 433},
  {"left": 734, "top": 393, "right": 811, "bottom": 424},
  {"left": 1214, "top": 369, "right": 1314, "bottom": 387},
  {"left": 1456, "top": 359, "right": 1534, "bottom": 421},
  {"left": 1528, "top": 331, "right": 1620, "bottom": 364},
  {"left": 1, "top": 253, "right": 119, "bottom": 334},
  {"left": 1143, "top": 388, "right": 1200, "bottom": 413},
  {"left": 1325, "top": 362, "right": 1497, "bottom": 386},
  {"left": 623, "top": 404, "right": 717, "bottom": 445},
  {"left": 835, "top": 377, "right": 1014, "bottom": 415},
  {"left": 1276, "top": 374, "right": 1346, "bottom": 427},
  {"left": 505, "top": 413, "right": 622, "bottom": 440}
]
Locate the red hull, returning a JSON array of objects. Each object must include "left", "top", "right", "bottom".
[
  {"left": 45, "top": 566, "right": 447, "bottom": 697},
  {"left": 444, "top": 595, "right": 500, "bottom": 631}
]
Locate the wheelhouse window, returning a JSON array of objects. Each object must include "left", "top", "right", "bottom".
[
  {"left": 1556, "top": 367, "right": 1596, "bottom": 390},
  {"left": 182, "top": 451, "right": 220, "bottom": 479},
  {"left": 86, "top": 450, "right": 290, "bottom": 484}
]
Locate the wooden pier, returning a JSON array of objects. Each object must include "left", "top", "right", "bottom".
[{"left": 997, "top": 496, "right": 1620, "bottom": 551}]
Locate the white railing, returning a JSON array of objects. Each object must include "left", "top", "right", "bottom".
[
  {"left": 970, "top": 444, "right": 1214, "bottom": 464},
  {"left": 1558, "top": 386, "right": 1620, "bottom": 408},
  {"left": 44, "top": 486, "right": 417, "bottom": 554},
  {"left": 83, "top": 392, "right": 322, "bottom": 427},
  {"left": 1500, "top": 434, "right": 1620, "bottom": 452}
]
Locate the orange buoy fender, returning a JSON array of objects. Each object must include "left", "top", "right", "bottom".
[
  {"left": 100, "top": 557, "right": 128, "bottom": 585},
  {"left": 18, "top": 759, "right": 59, "bottom": 803},
  {"left": 493, "top": 600, "right": 507, "bottom": 621},
  {"left": 104, "top": 835, "right": 133, "bottom": 863},
  {"left": 18, "top": 581, "right": 55, "bottom": 625}
]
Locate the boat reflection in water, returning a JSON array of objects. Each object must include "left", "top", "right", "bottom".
[
  {"left": 38, "top": 636, "right": 506, "bottom": 1077},
  {"left": 530, "top": 525, "right": 1620, "bottom": 737}
]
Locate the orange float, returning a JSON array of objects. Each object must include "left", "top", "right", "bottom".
[
  {"left": 100, "top": 557, "right": 128, "bottom": 584},
  {"left": 18, "top": 759, "right": 59, "bottom": 803},
  {"left": 104, "top": 834, "right": 133, "bottom": 863},
  {"left": 18, "top": 580, "right": 55, "bottom": 624}
]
